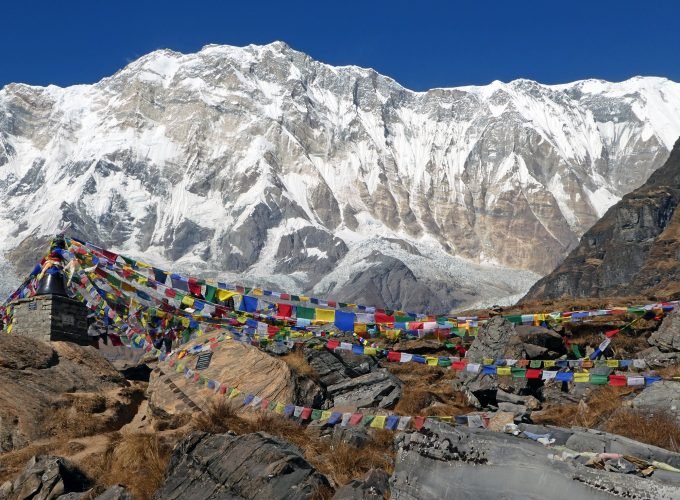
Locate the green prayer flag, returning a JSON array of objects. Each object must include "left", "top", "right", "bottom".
[
  {"left": 572, "top": 344, "right": 583, "bottom": 359},
  {"left": 395, "top": 315, "right": 412, "bottom": 323},
  {"left": 311, "top": 409, "right": 322, "bottom": 420},
  {"left": 106, "top": 274, "right": 122, "bottom": 288},
  {"left": 360, "top": 415, "right": 374, "bottom": 426},
  {"left": 438, "top": 358, "right": 452, "bottom": 367},
  {"left": 511, "top": 367, "right": 527, "bottom": 379},
  {"left": 296, "top": 306, "right": 315, "bottom": 319},
  {"left": 529, "top": 360, "right": 542, "bottom": 369},
  {"left": 205, "top": 285, "right": 216, "bottom": 303},
  {"left": 506, "top": 315, "right": 523, "bottom": 324},
  {"left": 590, "top": 374, "right": 609, "bottom": 385}
]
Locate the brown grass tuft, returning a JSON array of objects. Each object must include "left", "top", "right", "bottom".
[
  {"left": 83, "top": 432, "right": 172, "bottom": 500},
  {"left": 533, "top": 386, "right": 637, "bottom": 428},
  {"left": 605, "top": 409, "right": 680, "bottom": 452},
  {"left": 282, "top": 349, "right": 319, "bottom": 380},
  {"left": 388, "top": 363, "right": 474, "bottom": 417}
]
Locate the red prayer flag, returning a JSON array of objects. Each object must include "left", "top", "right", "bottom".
[
  {"left": 219, "top": 385, "right": 228, "bottom": 394},
  {"left": 387, "top": 351, "right": 401, "bottom": 362},
  {"left": 165, "top": 288, "right": 177, "bottom": 298},
  {"left": 608, "top": 375, "right": 627, "bottom": 387},
  {"left": 260, "top": 399, "right": 270, "bottom": 411},
  {"left": 277, "top": 303, "right": 293, "bottom": 317},
  {"left": 349, "top": 413, "right": 363, "bottom": 426},
  {"left": 326, "top": 339, "right": 340, "bottom": 350},
  {"left": 300, "top": 407, "right": 312, "bottom": 420},
  {"left": 526, "top": 369, "right": 541, "bottom": 379},
  {"left": 414, "top": 416, "right": 427, "bottom": 430},
  {"left": 109, "top": 334, "right": 123, "bottom": 347},
  {"left": 605, "top": 329, "right": 620, "bottom": 338},
  {"left": 452, "top": 361, "right": 466, "bottom": 371},
  {"left": 375, "top": 312, "right": 395, "bottom": 323}
]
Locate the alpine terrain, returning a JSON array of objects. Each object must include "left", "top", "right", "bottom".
[{"left": 2, "top": 41, "right": 680, "bottom": 311}]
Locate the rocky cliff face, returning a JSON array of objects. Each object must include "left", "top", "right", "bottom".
[
  {"left": 523, "top": 138, "right": 680, "bottom": 301},
  {"left": 2, "top": 42, "right": 680, "bottom": 310}
]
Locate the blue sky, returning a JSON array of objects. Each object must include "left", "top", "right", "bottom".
[{"left": 1, "top": 0, "right": 678, "bottom": 91}]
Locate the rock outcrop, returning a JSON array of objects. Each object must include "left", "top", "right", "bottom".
[
  {"left": 648, "top": 308, "right": 680, "bottom": 352},
  {"left": 632, "top": 382, "right": 680, "bottom": 422},
  {"left": 390, "top": 422, "right": 680, "bottom": 499},
  {"left": 154, "top": 431, "right": 331, "bottom": 499},
  {"left": 1, "top": 455, "right": 91, "bottom": 500},
  {"left": 146, "top": 339, "right": 323, "bottom": 428},
  {"left": 524, "top": 137, "right": 680, "bottom": 301},
  {"left": 0, "top": 335, "right": 137, "bottom": 452}
]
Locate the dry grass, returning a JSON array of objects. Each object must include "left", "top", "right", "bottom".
[
  {"left": 388, "top": 363, "right": 474, "bottom": 417},
  {"left": 605, "top": 410, "right": 680, "bottom": 452},
  {"left": 82, "top": 432, "right": 172, "bottom": 500},
  {"left": 282, "top": 349, "right": 319, "bottom": 380},
  {"left": 533, "top": 386, "right": 637, "bottom": 428}
]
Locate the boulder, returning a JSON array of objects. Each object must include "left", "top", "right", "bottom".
[
  {"left": 460, "top": 317, "right": 515, "bottom": 395},
  {"left": 390, "top": 422, "right": 680, "bottom": 499},
  {"left": 632, "top": 381, "right": 680, "bottom": 421},
  {"left": 649, "top": 308, "right": 680, "bottom": 352},
  {"left": 506, "top": 325, "right": 565, "bottom": 359},
  {"left": 304, "top": 347, "right": 375, "bottom": 387},
  {"left": 326, "top": 370, "right": 402, "bottom": 410},
  {"left": 3, "top": 455, "right": 91, "bottom": 500},
  {"left": 496, "top": 388, "right": 541, "bottom": 410},
  {"left": 154, "top": 431, "right": 331, "bottom": 500},
  {"left": 147, "top": 339, "right": 322, "bottom": 428},
  {"left": 332, "top": 469, "right": 390, "bottom": 499},
  {"left": 638, "top": 346, "right": 680, "bottom": 368}
]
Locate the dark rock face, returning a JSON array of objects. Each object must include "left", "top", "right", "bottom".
[
  {"left": 524, "top": 137, "right": 680, "bottom": 301},
  {"left": 154, "top": 432, "right": 331, "bottom": 500},
  {"left": 390, "top": 422, "right": 680, "bottom": 500},
  {"left": 304, "top": 346, "right": 401, "bottom": 410},
  {"left": 2, "top": 455, "right": 91, "bottom": 500}
]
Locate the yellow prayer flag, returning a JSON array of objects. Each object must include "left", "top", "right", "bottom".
[
  {"left": 320, "top": 410, "right": 332, "bottom": 421},
  {"left": 181, "top": 295, "right": 195, "bottom": 307},
  {"left": 228, "top": 388, "right": 241, "bottom": 399},
  {"left": 275, "top": 402, "right": 285, "bottom": 414},
  {"left": 217, "top": 289, "right": 238, "bottom": 302},
  {"left": 252, "top": 288, "right": 263, "bottom": 296},
  {"left": 370, "top": 415, "right": 387, "bottom": 428},
  {"left": 483, "top": 358, "right": 493, "bottom": 366},
  {"left": 355, "top": 323, "right": 367, "bottom": 333},
  {"left": 543, "top": 360, "right": 556, "bottom": 368},
  {"left": 364, "top": 347, "right": 377, "bottom": 356},
  {"left": 497, "top": 367, "right": 512, "bottom": 376},
  {"left": 298, "top": 295, "right": 309, "bottom": 302},
  {"left": 574, "top": 372, "right": 590, "bottom": 383},
  {"left": 316, "top": 308, "right": 335, "bottom": 322},
  {"left": 606, "top": 360, "right": 619, "bottom": 368},
  {"left": 136, "top": 260, "right": 151, "bottom": 268},
  {"left": 426, "top": 357, "right": 438, "bottom": 366},
  {"left": 181, "top": 317, "right": 190, "bottom": 327}
]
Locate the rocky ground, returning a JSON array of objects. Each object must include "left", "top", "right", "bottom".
[{"left": 1, "top": 305, "right": 680, "bottom": 499}]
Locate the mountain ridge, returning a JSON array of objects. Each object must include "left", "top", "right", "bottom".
[{"left": 2, "top": 42, "right": 680, "bottom": 311}]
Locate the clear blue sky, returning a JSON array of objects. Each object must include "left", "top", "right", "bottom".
[{"left": 1, "top": 0, "right": 678, "bottom": 91}]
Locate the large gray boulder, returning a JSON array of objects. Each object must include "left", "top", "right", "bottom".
[
  {"left": 632, "top": 381, "right": 680, "bottom": 422},
  {"left": 649, "top": 309, "right": 680, "bottom": 352},
  {"left": 390, "top": 422, "right": 680, "bottom": 499},
  {"left": 326, "top": 370, "right": 402, "bottom": 410},
  {"left": 2, "top": 455, "right": 91, "bottom": 500},
  {"left": 154, "top": 431, "right": 331, "bottom": 500}
]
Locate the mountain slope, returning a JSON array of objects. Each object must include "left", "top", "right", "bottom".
[
  {"left": 523, "top": 137, "right": 680, "bottom": 301},
  {"left": 1, "top": 42, "right": 680, "bottom": 310}
]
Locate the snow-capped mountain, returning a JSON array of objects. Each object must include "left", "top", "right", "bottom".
[{"left": 1, "top": 41, "right": 680, "bottom": 312}]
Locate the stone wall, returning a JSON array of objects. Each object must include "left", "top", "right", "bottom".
[{"left": 11, "top": 295, "right": 89, "bottom": 345}]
